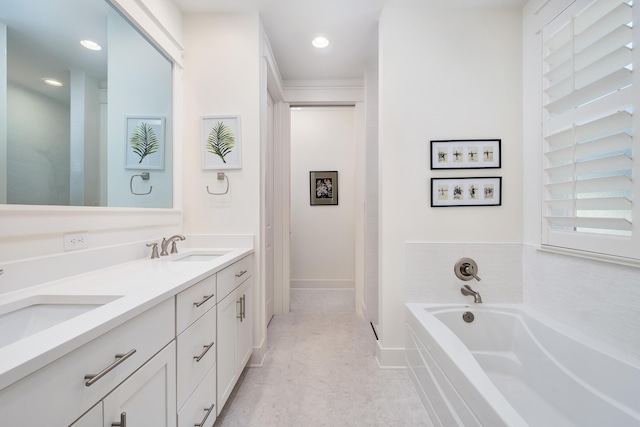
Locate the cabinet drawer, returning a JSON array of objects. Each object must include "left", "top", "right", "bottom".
[
  {"left": 217, "top": 255, "right": 252, "bottom": 302},
  {"left": 0, "top": 298, "right": 174, "bottom": 427},
  {"left": 177, "top": 306, "right": 216, "bottom": 409},
  {"left": 178, "top": 364, "right": 217, "bottom": 427},
  {"left": 176, "top": 274, "right": 216, "bottom": 334}
]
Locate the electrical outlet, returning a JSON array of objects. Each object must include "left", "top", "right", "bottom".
[{"left": 64, "top": 232, "right": 88, "bottom": 251}]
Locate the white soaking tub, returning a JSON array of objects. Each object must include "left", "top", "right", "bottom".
[{"left": 405, "top": 303, "right": 640, "bottom": 427}]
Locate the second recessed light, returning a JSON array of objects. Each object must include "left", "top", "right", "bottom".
[
  {"left": 80, "top": 40, "right": 102, "bottom": 51},
  {"left": 312, "top": 36, "right": 330, "bottom": 49}
]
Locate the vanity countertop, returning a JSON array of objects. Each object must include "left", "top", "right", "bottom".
[{"left": 0, "top": 246, "right": 253, "bottom": 391}]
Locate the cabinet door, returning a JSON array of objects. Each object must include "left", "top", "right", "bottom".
[
  {"left": 69, "top": 403, "right": 103, "bottom": 427},
  {"left": 235, "top": 277, "right": 252, "bottom": 371},
  {"left": 216, "top": 290, "right": 239, "bottom": 415},
  {"left": 103, "top": 342, "right": 177, "bottom": 427}
]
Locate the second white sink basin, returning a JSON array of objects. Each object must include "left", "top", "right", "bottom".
[
  {"left": 162, "top": 251, "right": 230, "bottom": 262},
  {"left": 0, "top": 294, "right": 122, "bottom": 348}
]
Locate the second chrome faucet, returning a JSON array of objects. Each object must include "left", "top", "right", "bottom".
[{"left": 160, "top": 234, "right": 186, "bottom": 256}]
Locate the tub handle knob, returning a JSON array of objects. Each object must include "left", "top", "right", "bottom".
[
  {"left": 463, "top": 264, "right": 481, "bottom": 281},
  {"left": 454, "top": 258, "right": 481, "bottom": 281}
]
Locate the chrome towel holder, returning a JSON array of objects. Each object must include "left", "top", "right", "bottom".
[
  {"left": 206, "top": 172, "right": 230, "bottom": 195},
  {"left": 130, "top": 172, "right": 152, "bottom": 195}
]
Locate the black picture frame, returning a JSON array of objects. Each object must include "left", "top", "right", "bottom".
[
  {"left": 430, "top": 139, "right": 501, "bottom": 169},
  {"left": 431, "top": 176, "right": 502, "bottom": 207},
  {"left": 310, "top": 171, "right": 338, "bottom": 206}
]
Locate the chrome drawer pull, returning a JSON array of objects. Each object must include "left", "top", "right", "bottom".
[
  {"left": 84, "top": 349, "right": 137, "bottom": 386},
  {"left": 235, "top": 270, "right": 247, "bottom": 278},
  {"left": 193, "top": 294, "right": 214, "bottom": 308},
  {"left": 194, "top": 342, "right": 214, "bottom": 362},
  {"left": 112, "top": 412, "right": 127, "bottom": 427},
  {"left": 195, "top": 403, "right": 215, "bottom": 427}
]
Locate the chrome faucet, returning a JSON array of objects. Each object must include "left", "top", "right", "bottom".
[
  {"left": 161, "top": 234, "right": 186, "bottom": 256},
  {"left": 461, "top": 284, "right": 483, "bottom": 303}
]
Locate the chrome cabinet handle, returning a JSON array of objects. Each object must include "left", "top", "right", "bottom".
[
  {"left": 193, "top": 342, "right": 214, "bottom": 362},
  {"left": 84, "top": 349, "right": 137, "bottom": 386},
  {"left": 236, "top": 298, "right": 243, "bottom": 321},
  {"left": 194, "top": 403, "right": 215, "bottom": 427},
  {"left": 193, "top": 294, "right": 214, "bottom": 308},
  {"left": 241, "top": 294, "right": 246, "bottom": 320},
  {"left": 235, "top": 270, "right": 247, "bottom": 278},
  {"left": 112, "top": 412, "right": 127, "bottom": 427}
]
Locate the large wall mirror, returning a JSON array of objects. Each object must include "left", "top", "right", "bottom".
[{"left": 0, "top": 0, "right": 173, "bottom": 208}]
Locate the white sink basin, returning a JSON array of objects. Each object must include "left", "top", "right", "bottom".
[
  {"left": 162, "top": 251, "right": 229, "bottom": 262},
  {"left": 0, "top": 295, "right": 122, "bottom": 348}
]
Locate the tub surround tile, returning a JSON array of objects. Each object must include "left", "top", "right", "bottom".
[
  {"left": 523, "top": 245, "right": 640, "bottom": 362},
  {"left": 406, "top": 243, "right": 523, "bottom": 304}
]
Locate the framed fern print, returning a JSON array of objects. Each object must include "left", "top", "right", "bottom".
[
  {"left": 202, "top": 115, "right": 242, "bottom": 170},
  {"left": 125, "top": 116, "right": 165, "bottom": 170}
]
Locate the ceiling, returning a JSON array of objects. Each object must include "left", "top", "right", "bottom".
[{"left": 174, "top": 0, "right": 528, "bottom": 84}]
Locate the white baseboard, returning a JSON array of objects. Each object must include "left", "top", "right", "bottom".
[
  {"left": 360, "top": 299, "right": 368, "bottom": 321},
  {"left": 290, "top": 279, "right": 355, "bottom": 289},
  {"left": 375, "top": 340, "right": 406, "bottom": 369},
  {"left": 248, "top": 338, "right": 267, "bottom": 367}
]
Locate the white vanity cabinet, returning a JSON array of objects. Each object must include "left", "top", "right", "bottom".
[
  {"left": 216, "top": 255, "right": 253, "bottom": 415},
  {"left": 103, "top": 342, "right": 176, "bottom": 427},
  {"left": 72, "top": 341, "right": 177, "bottom": 427},
  {"left": 175, "top": 273, "right": 218, "bottom": 426},
  {"left": 0, "top": 298, "right": 175, "bottom": 426}
]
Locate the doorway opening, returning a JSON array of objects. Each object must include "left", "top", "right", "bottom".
[{"left": 289, "top": 106, "right": 357, "bottom": 312}]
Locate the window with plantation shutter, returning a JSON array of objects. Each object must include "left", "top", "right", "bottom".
[{"left": 542, "top": 0, "right": 638, "bottom": 259}]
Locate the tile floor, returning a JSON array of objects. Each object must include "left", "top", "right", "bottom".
[{"left": 214, "top": 289, "right": 432, "bottom": 426}]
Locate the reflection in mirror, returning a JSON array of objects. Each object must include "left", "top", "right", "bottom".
[{"left": 0, "top": 0, "right": 173, "bottom": 208}]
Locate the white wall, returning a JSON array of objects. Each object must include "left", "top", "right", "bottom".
[
  {"left": 181, "top": 13, "right": 264, "bottom": 358},
  {"left": 290, "top": 107, "right": 356, "bottom": 289},
  {"left": 378, "top": 6, "right": 523, "bottom": 365},
  {"left": 521, "top": 0, "right": 640, "bottom": 362}
]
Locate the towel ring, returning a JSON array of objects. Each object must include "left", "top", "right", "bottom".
[
  {"left": 130, "top": 172, "right": 152, "bottom": 195},
  {"left": 206, "top": 172, "right": 230, "bottom": 195}
]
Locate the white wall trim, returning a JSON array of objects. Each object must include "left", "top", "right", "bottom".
[
  {"left": 249, "top": 338, "right": 267, "bottom": 367},
  {"left": 290, "top": 279, "right": 355, "bottom": 289},
  {"left": 285, "top": 85, "right": 365, "bottom": 105},
  {"left": 110, "top": 0, "right": 184, "bottom": 66},
  {"left": 375, "top": 340, "right": 407, "bottom": 369},
  {"left": 285, "top": 79, "right": 364, "bottom": 88},
  {"left": 0, "top": 23, "right": 6, "bottom": 204}
]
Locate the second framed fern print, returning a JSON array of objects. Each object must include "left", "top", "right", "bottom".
[{"left": 202, "top": 116, "right": 242, "bottom": 170}]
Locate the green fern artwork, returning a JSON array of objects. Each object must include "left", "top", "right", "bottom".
[
  {"left": 130, "top": 122, "right": 159, "bottom": 163},
  {"left": 206, "top": 121, "right": 235, "bottom": 163}
]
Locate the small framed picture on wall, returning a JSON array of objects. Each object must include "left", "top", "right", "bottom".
[{"left": 310, "top": 171, "right": 338, "bottom": 206}]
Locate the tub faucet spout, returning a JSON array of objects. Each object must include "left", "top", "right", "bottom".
[{"left": 461, "top": 284, "right": 482, "bottom": 303}]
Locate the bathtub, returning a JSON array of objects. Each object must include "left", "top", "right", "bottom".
[{"left": 405, "top": 303, "right": 640, "bottom": 427}]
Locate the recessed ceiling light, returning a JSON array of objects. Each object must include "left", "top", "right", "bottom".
[
  {"left": 42, "top": 78, "right": 64, "bottom": 87},
  {"left": 80, "top": 40, "right": 102, "bottom": 51},
  {"left": 312, "top": 36, "right": 330, "bottom": 49}
]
